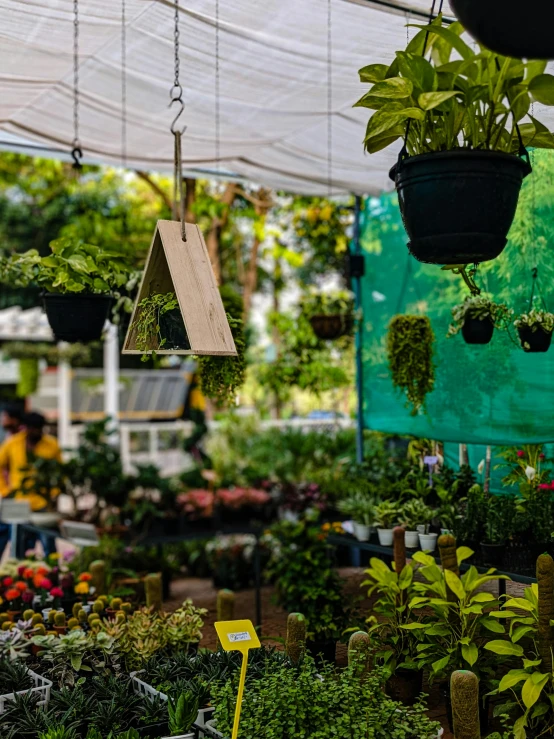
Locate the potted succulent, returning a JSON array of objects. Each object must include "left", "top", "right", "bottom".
[
  {"left": 337, "top": 493, "right": 375, "bottom": 542},
  {"left": 0, "top": 237, "right": 133, "bottom": 343},
  {"left": 301, "top": 290, "right": 355, "bottom": 341},
  {"left": 514, "top": 308, "right": 554, "bottom": 353},
  {"left": 374, "top": 501, "right": 400, "bottom": 546},
  {"left": 447, "top": 295, "right": 512, "bottom": 345},
  {"left": 399, "top": 499, "right": 435, "bottom": 549},
  {"left": 387, "top": 315, "right": 435, "bottom": 415},
  {"left": 450, "top": 0, "right": 554, "bottom": 60},
  {"left": 355, "top": 18, "right": 554, "bottom": 266}
]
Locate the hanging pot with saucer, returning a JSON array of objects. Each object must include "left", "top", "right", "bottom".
[
  {"left": 462, "top": 316, "right": 494, "bottom": 345},
  {"left": 390, "top": 150, "right": 532, "bottom": 265},
  {"left": 518, "top": 326, "right": 553, "bottom": 353},
  {"left": 310, "top": 315, "right": 353, "bottom": 340},
  {"left": 43, "top": 293, "right": 112, "bottom": 344},
  {"left": 450, "top": 0, "right": 554, "bottom": 60}
]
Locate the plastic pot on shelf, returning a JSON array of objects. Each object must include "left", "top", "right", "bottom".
[
  {"left": 404, "top": 530, "right": 420, "bottom": 549},
  {"left": 450, "top": 0, "right": 554, "bottom": 60},
  {"left": 390, "top": 150, "right": 531, "bottom": 265},
  {"left": 462, "top": 316, "right": 494, "bottom": 345},
  {"left": 352, "top": 521, "right": 371, "bottom": 542},
  {"left": 377, "top": 528, "right": 394, "bottom": 546},
  {"left": 43, "top": 293, "right": 112, "bottom": 343},
  {"left": 518, "top": 326, "right": 553, "bottom": 353},
  {"left": 419, "top": 532, "right": 438, "bottom": 552}
]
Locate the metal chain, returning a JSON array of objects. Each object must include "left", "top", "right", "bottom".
[
  {"left": 72, "top": 0, "right": 82, "bottom": 169},
  {"left": 121, "top": 0, "right": 127, "bottom": 169},
  {"left": 170, "top": 0, "right": 186, "bottom": 241},
  {"left": 215, "top": 0, "right": 220, "bottom": 171},
  {"left": 327, "top": 0, "right": 332, "bottom": 198}
]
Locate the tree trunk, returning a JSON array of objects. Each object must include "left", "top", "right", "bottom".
[{"left": 206, "top": 183, "right": 236, "bottom": 285}]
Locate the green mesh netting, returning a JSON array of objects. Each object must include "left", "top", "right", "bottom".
[{"left": 359, "top": 149, "right": 554, "bottom": 447}]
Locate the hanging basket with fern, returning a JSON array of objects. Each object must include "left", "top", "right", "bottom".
[{"left": 386, "top": 315, "right": 435, "bottom": 415}]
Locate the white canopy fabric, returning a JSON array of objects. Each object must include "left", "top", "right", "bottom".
[{"left": 1, "top": 0, "right": 550, "bottom": 195}]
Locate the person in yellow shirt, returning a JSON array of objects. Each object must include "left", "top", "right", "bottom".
[{"left": 0, "top": 412, "right": 61, "bottom": 556}]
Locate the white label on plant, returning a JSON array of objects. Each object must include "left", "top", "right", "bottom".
[
  {"left": 424, "top": 456, "right": 438, "bottom": 465},
  {"left": 229, "top": 631, "right": 251, "bottom": 643}
]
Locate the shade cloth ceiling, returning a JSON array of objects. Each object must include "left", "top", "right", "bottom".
[{"left": 1, "top": 0, "right": 550, "bottom": 195}]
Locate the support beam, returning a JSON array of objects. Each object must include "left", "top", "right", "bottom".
[
  {"left": 352, "top": 195, "right": 365, "bottom": 465},
  {"left": 103, "top": 322, "right": 120, "bottom": 446},
  {"left": 57, "top": 343, "right": 71, "bottom": 456}
]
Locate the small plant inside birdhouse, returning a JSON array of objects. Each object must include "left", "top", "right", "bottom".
[{"left": 132, "top": 291, "right": 190, "bottom": 361}]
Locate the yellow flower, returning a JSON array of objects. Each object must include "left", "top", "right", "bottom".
[
  {"left": 321, "top": 522, "right": 331, "bottom": 532},
  {"left": 48, "top": 553, "right": 60, "bottom": 561},
  {"left": 74, "top": 582, "right": 90, "bottom": 595}
]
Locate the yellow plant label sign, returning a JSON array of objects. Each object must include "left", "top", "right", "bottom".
[
  {"left": 214, "top": 620, "right": 260, "bottom": 739},
  {"left": 215, "top": 619, "right": 261, "bottom": 654}
]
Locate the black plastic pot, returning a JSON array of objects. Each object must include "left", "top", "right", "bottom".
[
  {"left": 461, "top": 316, "right": 494, "bottom": 345},
  {"left": 159, "top": 308, "right": 190, "bottom": 351},
  {"left": 518, "top": 325, "right": 553, "bottom": 353},
  {"left": 390, "top": 150, "right": 531, "bottom": 265},
  {"left": 309, "top": 314, "right": 353, "bottom": 340},
  {"left": 43, "top": 293, "right": 112, "bottom": 343},
  {"left": 387, "top": 669, "right": 423, "bottom": 705},
  {"left": 451, "top": 0, "right": 554, "bottom": 60},
  {"left": 306, "top": 638, "right": 337, "bottom": 667},
  {"left": 480, "top": 542, "right": 506, "bottom": 568}
]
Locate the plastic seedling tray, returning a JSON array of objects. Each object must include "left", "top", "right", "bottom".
[
  {"left": 0, "top": 669, "right": 53, "bottom": 713},
  {"left": 130, "top": 670, "right": 213, "bottom": 729}
]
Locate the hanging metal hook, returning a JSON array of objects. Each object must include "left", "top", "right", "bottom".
[
  {"left": 71, "top": 146, "right": 83, "bottom": 170},
  {"left": 169, "top": 86, "right": 186, "bottom": 135}
]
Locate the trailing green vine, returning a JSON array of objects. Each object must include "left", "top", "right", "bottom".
[
  {"left": 131, "top": 292, "right": 180, "bottom": 362},
  {"left": 198, "top": 313, "right": 247, "bottom": 404},
  {"left": 386, "top": 314, "right": 435, "bottom": 415}
]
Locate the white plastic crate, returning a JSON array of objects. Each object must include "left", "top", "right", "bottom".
[
  {"left": 0, "top": 669, "right": 53, "bottom": 713},
  {"left": 130, "top": 670, "right": 213, "bottom": 728}
]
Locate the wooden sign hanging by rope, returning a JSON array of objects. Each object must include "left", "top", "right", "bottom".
[{"left": 123, "top": 220, "right": 237, "bottom": 356}]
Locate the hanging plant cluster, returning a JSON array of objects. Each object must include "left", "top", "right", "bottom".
[
  {"left": 386, "top": 314, "right": 435, "bottom": 415},
  {"left": 355, "top": 15, "right": 554, "bottom": 267},
  {"left": 301, "top": 290, "right": 355, "bottom": 341},
  {"left": 515, "top": 309, "right": 554, "bottom": 353}
]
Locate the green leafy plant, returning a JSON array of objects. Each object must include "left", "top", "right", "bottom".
[
  {"left": 355, "top": 16, "right": 554, "bottom": 155},
  {"left": 198, "top": 313, "right": 247, "bottom": 403},
  {"left": 0, "top": 660, "right": 33, "bottom": 694},
  {"left": 374, "top": 501, "right": 400, "bottom": 530},
  {"left": 387, "top": 315, "right": 435, "bottom": 415},
  {"left": 448, "top": 295, "right": 513, "bottom": 338},
  {"left": 514, "top": 309, "right": 554, "bottom": 335},
  {"left": 400, "top": 499, "right": 435, "bottom": 531},
  {"left": 168, "top": 691, "right": 198, "bottom": 736},
  {"left": 300, "top": 289, "right": 355, "bottom": 317},
  {"left": 131, "top": 292, "right": 181, "bottom": 362},
  {"left": 337, "top": 492, "right": 376, "bottom": 526},
  {"left": 0, "top": 237, "right": 132, "bottom": 295}
]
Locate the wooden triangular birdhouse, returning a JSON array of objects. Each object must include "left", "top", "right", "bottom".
[{"left": 123, "top": 220, "right": 237, "bottom": 356}]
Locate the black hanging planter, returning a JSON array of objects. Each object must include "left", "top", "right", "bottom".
[
  {"left": 518, "top": 325, "right": 553, "bottom": 353},
  {"left": 43, "top": 293, "right": 112, "bottom": 343},
  {"left": 310, "top": 314, "right": 353, "bottom": 340},
  {"left": 159, "top": 308, "right": 190, "bottom": 351},
  {"left": 451, "top": 0, "right": 554, "bottom": 60},
  {"left": 390, "top": 150, "right": 532, "bottom": 265},
  {"left": 461, "top": 316, "right": 494, "bottom": 345}
]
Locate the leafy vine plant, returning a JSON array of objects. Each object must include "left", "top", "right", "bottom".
[{"left": 132, "top": 292, "right": 180, "bottom": 362}]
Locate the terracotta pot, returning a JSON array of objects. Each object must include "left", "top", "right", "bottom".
[{"left": 7, "top": 610, "right": 21, "bottom": 622}]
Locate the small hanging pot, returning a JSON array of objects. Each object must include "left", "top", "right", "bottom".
[
  {"left": 310, "top": 314, "right": 353, "bottom": 340},
  {"left": 43, "top": 293, "right": 112, "bottom": 343},
  {"left": 461, "top": 316, "right": 494, "bottom": 345},
  {"left": 390, "top": 150, "right": 532, "bottom": 265},
  {"left": 450, "top": 0, "right": 554, "bottom": 60},
  {"left": 518, "top": 325, "right": 553, "bottom": 353}
]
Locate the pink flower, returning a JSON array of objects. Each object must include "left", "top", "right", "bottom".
[
  {"left": 177, "top": 489, "right": 214, "bottom": 517},
  {"left": 540, "top": 453, "right": 546, "bottom": 460},
  {"left": 539, "top": 483, "right": 551, "bottom": 490},
  {"left": 39, "top": 578, "right": 53, "bottom": 590},
  {"left": 49, "top": 587, "right": 64, "bottom": 598},
  {"left": 245, "top": 488, "right": 271, "bottom": 505},
  {"left": 517, "top": 450, "right": 524, "bottom": 458}
]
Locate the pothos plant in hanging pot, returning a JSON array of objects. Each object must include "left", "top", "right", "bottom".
[
  {"left": 386, "top": 314, "right": 435, "bottom": 415},
  {"left": 447, "top": 295, "right": 513, "bottom": 345},
  {"left": 0, "top": 237, "right": 133, "bottom": 343},
  {"left": 301, "top": 289, "right": 355, "bottom": 341},
  {"left": 514, "top": 308, "right": 554, "bottom": 353},
  {"left": 450, "top": 0, "right": 554, "bottom": 61},
  {"left": 355, "top": 16, "right": 554, "bottom": 266}
]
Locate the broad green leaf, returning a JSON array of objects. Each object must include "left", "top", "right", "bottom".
[
  {"left": 489, "top": 610, "right": 518, "bottom": 618},
  {"left": 523, "top": 659, "right": 543, "bottom": 669},
  {"left": 526, "top": 60, "right": 548, "bottom": 82},
  {"left": 418, "top": 91, "right": 457, "bottom": 110},
  {"left": 409, "top": 23, "right": 474, "bottom": 61},
  {"left": 462, "top": 605, "right": 484, "bottom": 615},
  {"left": 359, "top": 64, "right": 388, "bottom": 83},
  {"left": 412, "top": 551, "right": 436, "bottom": 567},
  {"left": 504, "top": 598, "right": 535, "bottom": 613},
  {"left": 364, "top": 131, "right": 404, "bottom": 154},
  {"left": 353, "top": 92, "right": 390, "bottom": 110},
  {"left": 41, "top": 256, "right": 59, "bottom": 268},
  {"left": 445, "top": 570, "right": 465, "bottom": 601},
  {"left": 514, "top": 715, "right": 527, "bottom": 739},
  {"left": 529, "top": 74, "right": 554, "bottom": 106},
  {"left": 512, "top": 626, "right": 534, "bottom": 643},
  {"left": 499, "top": 670, "right": 532, "bottom": 692},
  {"left": 399, "top": 565, "right": 413, "bottom": 590},
  {"left": 522, "top": 673, "right": 549, "bottom": 709},
  {"left": 400, "top": 623, "right": 427, "bottom": 630},
  {"left": 532, "top": 702, "right": 550, "bottom": 719},
  {"left": 396, "top": 52, "right": 437, "bottom": 93},
  {"left": 485, "top": 640, "right": 524, "bottom": 657},
  {"left": 423, "top": 624, "right": 450, "bottom": 637},
  {"left": 431, "top": 656, "right": 450, "bottom": 674},
  {"left": 408, "top": 596, "right": 429, "bottom": 609},
  {"left": 370, "top": 77, "right": 413, "bottom": 99},
  {"left": 481, "top": 617, "right": 505, "bottom": 634},
  {"left": 461, "top": 642, "right": 478, "bottom": 667},
  {"left": 472, "top": 592, "right": 495, "bottom": 603},
  {"left": 67, "top": 254, "right": 90, "bottom": 273}
]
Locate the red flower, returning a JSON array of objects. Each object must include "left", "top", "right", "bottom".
[
  {"left": 49, "top": 587, "right": 64, "bottom": 598},
  {"left": 39, "top": 578, "right": 53, "bottom": 590},
  {"left": 17, "top": 566, "right": 25, "bottom": 577},
  {"left": 3, "top": 577, "right": 13, "bottom": 587},
  {"left": 5, "top": 588, "right": 20, "bottom": 601},
  {"left": 21, "top": 591, "right": 34, "bottom": 604},
  {"left": 540, "top": 453, "right": 546, "bottom": 460},
  {"left": 539, "top": 483, "right": 551, "bottom": 490},
  {"left": 517, "top": 450, "right": 524, "bottom": 458},
  {"left": 14, "top": 581, "right": 27, "bottom": 592}
]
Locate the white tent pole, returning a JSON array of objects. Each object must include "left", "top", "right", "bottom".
[
  {"left": 57, "top": 342, "right": 71, "bottom": 455},
  {"left": 103, "top": 322, "right": 120, "bottom": 446}
]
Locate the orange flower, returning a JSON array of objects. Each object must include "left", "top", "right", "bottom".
[
  {"left": 35, "top": 566, "right": 49, "bottom": 577},
  {"left": 5, "top": 588, "right": 20, "bottom": 601},
  {"left": 14, "top": 581, "right": 27, "bottom": 592},
  {"left": 78, "top": 573, "right": 92, "bottom": 582},
  {"left": 23, "top": 569, "right": 34, "bottom": 580}
]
